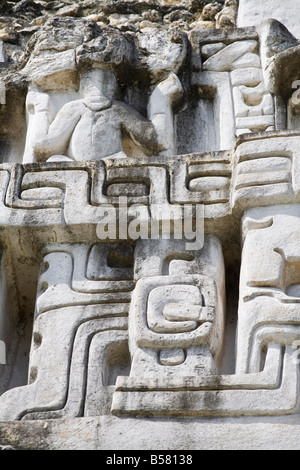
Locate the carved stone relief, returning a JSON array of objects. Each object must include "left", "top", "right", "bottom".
[
  {"left": 128, "top": 237, "right": 225, "bottom": 379},
  {"left": 1, "top": 1, "right": 300, "bottom": 451}
]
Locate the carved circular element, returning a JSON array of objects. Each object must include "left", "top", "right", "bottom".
[
  {"left": 129, "top": 275, "right": 217, "bottom": 350},
  {"left": 147, "top": 284, "right": 202, "bottom": 334}
]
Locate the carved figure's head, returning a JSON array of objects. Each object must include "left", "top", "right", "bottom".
[{"left": 79, "top": 69, "right": 118, "bottom": 100}]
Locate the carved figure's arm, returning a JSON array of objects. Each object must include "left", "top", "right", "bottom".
[
  {"left": 119, "top": 73, "right": 183, "bottom": 156},
  {"left": 32, "top": 99, "right": 84, "bottom": 161},
  {"left": 23, "top": 87, "right": 53, "bottom": 163},
  {"left": 148, "top": 73, "right": 183, "bottom": 156}
]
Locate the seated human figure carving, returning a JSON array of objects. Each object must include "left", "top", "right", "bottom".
[{"left": 26, "top": 68, "right": 183, "bottom": 163}]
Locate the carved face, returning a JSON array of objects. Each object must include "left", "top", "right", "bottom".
[{"left": 79, "top": 69, "right": 118, "bottom": 99}]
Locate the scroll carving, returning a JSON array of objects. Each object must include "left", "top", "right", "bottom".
[{"left": 1, "top": 9, "right": 300, "bottom": 435}]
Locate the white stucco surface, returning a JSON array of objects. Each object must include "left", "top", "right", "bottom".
[{"left": 238, "top": 0, "right": 300, "bottom": 38}]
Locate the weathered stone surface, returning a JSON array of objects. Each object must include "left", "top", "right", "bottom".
[
  {"left": 127, "top": 237, "right": 225, "bottom": 379},
  {"left": 236, "top": 205, "right": 300, "bottom": 380},
  {"left": 202, "top": 3, "right": 223, "bottom": 21},
  {"left": 1, "top": 1, "right": 300, "bottom": 452},
  {"left": 238, "top": 0, "right": 300, "bottom": 38},
  {"left": 202, "top": 40, "right": 258, "bottom": 71},
  {"left": 259, "top": 19, "right": 300, "bottom": 97},
  {"left": 215, "top": 0, "right": 238, "bottom": 28},
  {"left": 0, "top": 0, "right": 237, "bottom": 70},
  {"left": 0, "top": 42, "right": 7, "bottom": 63},
  {"left": 3, "top": 415, "right": 300, "bottom": 450}
]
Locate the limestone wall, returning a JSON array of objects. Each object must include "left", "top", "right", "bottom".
[{"left": 0, "top": 0, "right": 300, "bottom": 451}]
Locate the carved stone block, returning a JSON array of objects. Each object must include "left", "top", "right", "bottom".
[{"left": 1, "top": 4, "right": 300, "bottom": 450}]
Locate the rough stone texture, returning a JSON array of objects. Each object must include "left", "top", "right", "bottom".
[
  {"left": 0, "top": 0, "right": 230, "bottom": 67},
  {"left": 2, "top": 415, "right": 300, "bottom": 450},
  {"left": 1, "top": 0, "right": 300, "bottom": 451}
]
